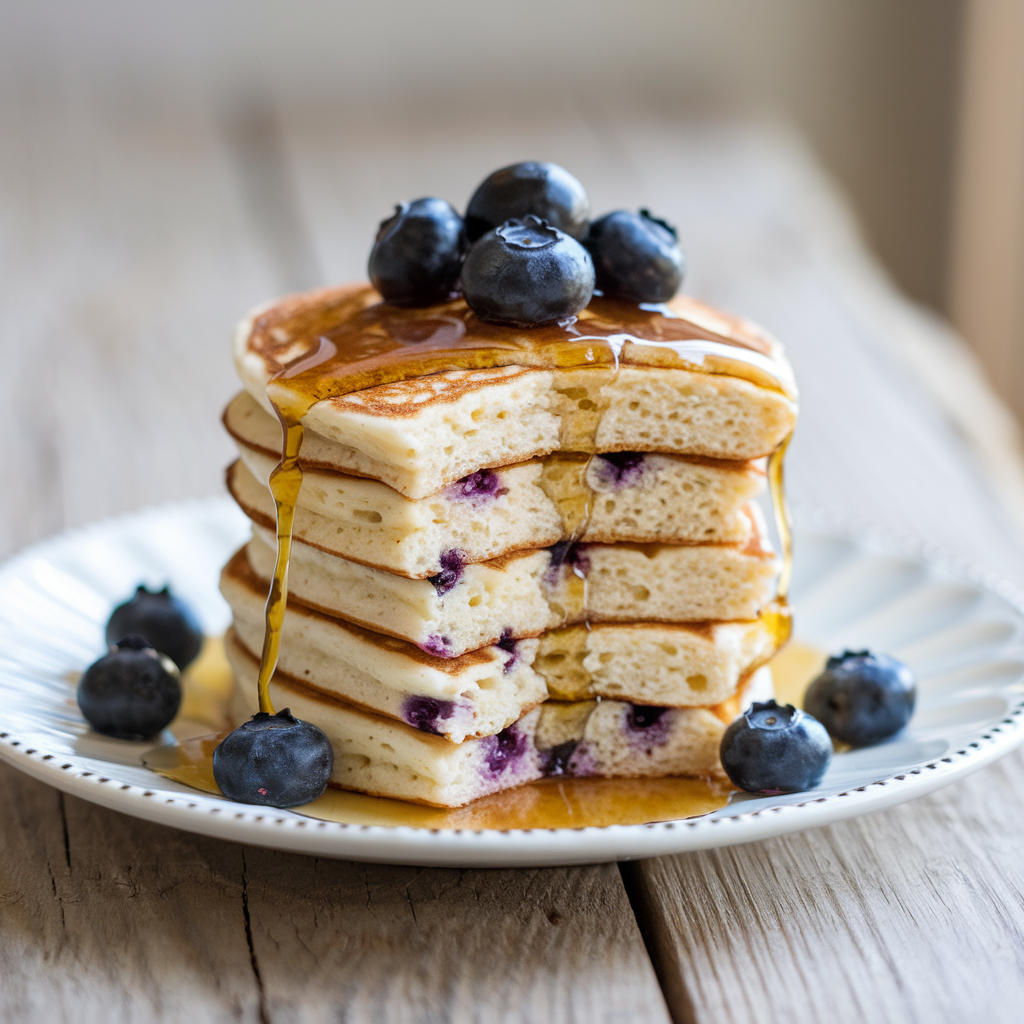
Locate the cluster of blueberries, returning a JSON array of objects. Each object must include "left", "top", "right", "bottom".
[
  {"left": 368, "top": 161, "right": 686, "bottom": 326},
  {"left": 78, "top": 586, "right": 333, "bottom": 807},
  {"left": 79, "top": 583, "right": 916, "bottom": 805}
]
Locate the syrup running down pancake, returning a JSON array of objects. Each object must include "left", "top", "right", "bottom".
[{"left": 218, "top": 278, "right": 797, "bottom": 807}]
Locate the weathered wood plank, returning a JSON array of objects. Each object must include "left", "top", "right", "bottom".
[
  {"left": 243, "top": 850, "right": 671, "bottom": 1023},
  {"left": 602, "top": 111, "right": 1024, "bottom": 1024},
  {"left": 0, "top": 759, "right": 670, "bottom": 1024},
  {"left": 0, "top": 81, "right": 275, "bottom": 557},
  {"left": 0, "top": 761, "right": 262, "bottom": 1023},
  {"left": 625, "top": 744, "right": 1024, "bottom": 1024}
]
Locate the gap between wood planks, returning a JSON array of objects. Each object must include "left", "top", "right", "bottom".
[{"left": 619, "top": 861, "right": 697, "bottom": 1024}]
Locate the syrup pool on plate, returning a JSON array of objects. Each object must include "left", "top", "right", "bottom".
[{"left": 143, "top": 635, "right": 829, "bottom": 829}]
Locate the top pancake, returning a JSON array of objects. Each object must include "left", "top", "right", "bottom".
[{"left": 233, "top": 283, "right": 798, "bottom": 499}]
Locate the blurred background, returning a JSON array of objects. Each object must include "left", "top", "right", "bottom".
[
  {"left": 3, "top": 0, "right": 1024, "bottom": 556},
  {"left": 0, "top": 0, "right": 969, "bottom": 308}
]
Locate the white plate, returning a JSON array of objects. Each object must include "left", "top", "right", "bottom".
[{"left": 0, "top": 497, "right": 1022, "bottom": 867}]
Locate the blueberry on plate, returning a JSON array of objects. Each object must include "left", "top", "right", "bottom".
[
  {"left": 77, "top": 635, "right": 182, "bottom": 740},
  {"left": 213, "top": 710, "right": 334, "bottom": 808},
  {"left": 804, "top": 650, "right": 916, "bottom": 746},
  {"left": 461, "top": 216, "right": 595, "bottom": 327},
  {"left": 465, "top": 162, "right": 590, "bottom": 242},
  {"left": 719, "top": 699, "right": 832, "bottom": 794},
  {"left": 369, "top": 197, "right": 466, "bottom": 306},
  {"left": 585, "top": 209, "right": 685, "bottom": 303},
  {"left": 106, "top": 584, "right": 203, "bottom": 670}
]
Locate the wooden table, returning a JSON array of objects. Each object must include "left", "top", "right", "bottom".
[{"left": 4, "top": 85, "right": 1024, "bottom": 1023}]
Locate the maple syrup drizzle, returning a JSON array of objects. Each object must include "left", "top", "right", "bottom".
[
  {"left": 250, "top": 287, "right": 796, "bottom": 761},
  {"left": 768, "top": 432, "right": 794, "bottom": 601},
  {"left": 254, "top": 415, "right": 303, "bottom": 714},
  {"left": 254, "top": 337, "right": 338, "bottom": 710},
  {"left": 763, "top": 432, "right": 795, "bottom": 651},
  {"left": 252, "top": 288, "right": 795, "bottom": 411}
]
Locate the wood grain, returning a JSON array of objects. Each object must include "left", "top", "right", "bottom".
[
  {"left": 242, "top": 848, "right": 670, "bottom": 1023},
  {"left": 0, "top": 761, "right": 668, "bottom": 1024},
  {"left": 0, "top": 82, "right": 273, "bottom": 558},
  {"left": 0, "top": 760, "right": 261, "bottom": 1023},
  {"left": 624, "top": 744, "right": 1024, "bottom": 1024}
]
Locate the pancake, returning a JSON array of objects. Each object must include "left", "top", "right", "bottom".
[
  {"left": 221, "top": 549, "right": 544, "bottom": 743},
  {"left": 234, "top": 364, "right": 795, "bottom": 499},
  {"left": 226, "top": 390, "right": 765, "bottom": 560},
  {"left": 240, "top": 507, "right": 778, "bottom": 653},
  {"left": 233, "top": 287, "right": 796, "bottom": 498},
  {"left": 227, "top": 632, "right": 773, "bottom": 807},
  {"left": 222, "top": 547, "right": 781, "bottom": 738},
  {"left": 227, "top": 454, "right": 763, "bottom": 579}
]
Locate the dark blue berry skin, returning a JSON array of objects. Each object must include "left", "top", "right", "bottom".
[
  {"left": 106, "top": 585, "right": 203, "bottom": 670},
  {"left": 369, "top": 198, "right": 466, "bottom": 307},
  {"left": 465, "top": 162, "right": 590, "bottom": 242},
  {"left": 720, "top": 700, "right": 832, "bottom": 795},
  {"left": 213, "top": 709, "right": 334, "bottom": 808},
  {"left": 461, "top": 216, "right": 595, "bottom": 327},
  {"left": 585, "top": 209, "right": 685, "bottom": 303},
  {"left": 804, "top": 650, "right": 916, "bottom": 746},
  {"left": 77, "top": 635, "right": 181, "bottom": 740}
]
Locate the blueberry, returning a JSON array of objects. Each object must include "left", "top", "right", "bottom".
[
  {"left": 465, "top": 161, "right": 589, "bottom": 242},
  {"left": 368, "top": 197, "right": 466, "bottom": 306},
  {"left": 594, "top": 451, "right": 646, "bottom": 488},
  {"left": 626, "top": 704, "right": 669, "bottom": 731},
  {"left": 213, "top": 709, "right": 334, "bottom": 808},
  {"left": 585, "top": 209, "right": 685, "bottom": 303},
  {"left": 428, "top": 549, "right": 465, "bottom": 596},
  {"left": 402, "top": 695, "right": 457, "bottom": 735},
  {"left": 77, "top": 635, "right": 181, "bottom": 740},
  {"left": 497, "top": 629, "right": 519, "bottom": 674},
  {"left": 719, "top": 700, "right": 832, "bottom": 794},
  {"left": 480, "top": 724, "right": 527, "bottom": 777},
  {"left": 804, "top": 650, "right": 916, "bottom": 746},
  {"left": 542, "top": 739, "right": 578, "bottom": 777},
  {"left": 447, "top": 468, "right": 504, "bottom": 502},
  {"left": 106, "top": 585, "right": 203, "bottom": 670},
  {"left": 461, "top": 216, "right": 595, "bottom": 327},
  {"left": 422, "top": 634, "right": 454, "bottom": 657}
]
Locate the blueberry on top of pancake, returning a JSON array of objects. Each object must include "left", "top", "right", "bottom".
[
  {"left": 465, "top": 161, "right": 590, "bottom": 242},
  {"left": 585, "top": 209, "right": 686, "bottom": 303},
  {"left": 461, "top": 216, "right": 594, "bottom": 327},
  {"left": 369, "top": 197, "right": 466, "bottom": 307}
]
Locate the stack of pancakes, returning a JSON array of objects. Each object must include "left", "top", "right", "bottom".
[{"left": 221, "top": 286, "right": 797, "bottom": 807}]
